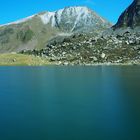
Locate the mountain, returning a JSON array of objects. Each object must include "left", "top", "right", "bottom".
[
  {"left": 113, "top": 0, "right": 140, "bottom": 29},
  {"left": 0, "top": 6, "right": 111, "bottom": 53},
  {"left": 30, "top": 1, "right": 139, "bottom": 65},
  {"left": 39, "top": 6, "right": 111, "bottom": 32}
]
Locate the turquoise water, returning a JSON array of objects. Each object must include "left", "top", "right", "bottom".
[{"left": 0, "top": 66, "right": 140, "bottom": 140}]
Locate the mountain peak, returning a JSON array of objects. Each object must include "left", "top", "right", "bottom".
[
  {"left": 0, "top": 6, "right": 111, "bottom": 32},
  {"left": 63, "top": 6, "right": 89, "bottom": 10},
  {"left": 39, "top": 6, "right": 111, "bottom": 32},
  {"left": 39, "top": 6, "right": 91, "bottom": 27},
  {"left": 63, "top": 6, "right": 91, "bottom": 13}
]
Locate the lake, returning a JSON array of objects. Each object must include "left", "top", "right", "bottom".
[{"left": 0, "top": 66, "right": 140, "bottom": 140}]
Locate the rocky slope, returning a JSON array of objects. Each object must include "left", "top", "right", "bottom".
[
  {"left": 113, "top": 0, "right": 140, "bottom": 29},
  {"left": 0, "top": 6, "right": 111, "bottom": 53},
  {"left": 21, "top": 31, "right": 140, "bottom": 65},
  {"left": 21, "top": 0, "right": 140, "bottom": 65}
]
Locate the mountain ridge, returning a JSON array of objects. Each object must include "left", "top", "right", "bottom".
[
  {"left": 0, "top": 6, "right": 111, "bottom": 30},
  {"left": 0, "top": 6, "right": 111, "bottom": 53}
]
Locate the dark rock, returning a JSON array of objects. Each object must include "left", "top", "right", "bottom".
[{"left": 113, "top": 0, "right": 140, "bottom": 29}]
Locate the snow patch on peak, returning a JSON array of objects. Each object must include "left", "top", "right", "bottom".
[
  {"left": 39, "top": 6, "right": 91, "bottom": 27},
  {"left": 71, "top": 8, "right": 90, "bottom": 31},
  {"left": 0, "top": 6, "right": 109, "bottom": 32},
  {"left": 39, "top": 12, "right": 56, "bottom": 26},
  {"left": 62, "top": 6, "right": 90, "bottom": 17},
  {"left": 64, "top": 6, "right": 89, "bottom": 11},
  {"left": 55, "top": 9, "right": 64, "bottom": 23}
]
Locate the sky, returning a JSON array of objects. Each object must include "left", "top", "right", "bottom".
[{"left": 0, "top": 0, "right": 133, "bottom": 25}]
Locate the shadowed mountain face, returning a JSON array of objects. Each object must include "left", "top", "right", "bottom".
[
  {"left": 0, "top": 6, "right": 111, "bottom": 53},
  {"left": 113, "top": 0, "right": 140, "bottom": 29}
]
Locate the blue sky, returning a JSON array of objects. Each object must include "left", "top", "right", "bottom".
[{"left": 0, "top": 0, "right": 133, "bottom": 25}]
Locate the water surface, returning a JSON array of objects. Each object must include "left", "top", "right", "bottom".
[{"left": 0, "top": 66, "right": 140, "bottom": 140}]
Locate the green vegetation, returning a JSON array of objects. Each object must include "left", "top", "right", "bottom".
[
  {"left": 0, "top": 28, "right": 14, "bottom": 44},
  {"left": 0, "top": 53, "right": 51, "bottom": 66},
  {"left": 17, "top": 28, "right": 34, "bottom": 43},
  {"left": 0, "top": 16, "right": 60, "bottom": 52}
]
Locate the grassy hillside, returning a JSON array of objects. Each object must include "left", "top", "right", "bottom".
[
  {"left": 0, "top": 53, "right": 51, "bottom": 66},
  {"left": 0, "top": 16, "right": 60, "bottom": 53}
]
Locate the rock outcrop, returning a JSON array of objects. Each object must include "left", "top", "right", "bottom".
[{"left": 113, "top": 0, "right": 140, "bottom": 29}]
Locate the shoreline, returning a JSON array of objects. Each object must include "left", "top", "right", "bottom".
[{"left": 0, "top": 53, "right": 139, "bottom": 66}]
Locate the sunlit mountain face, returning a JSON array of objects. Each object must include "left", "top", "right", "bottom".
[{"left": 0, "top": 6, "right": 111, "bottom": 53}]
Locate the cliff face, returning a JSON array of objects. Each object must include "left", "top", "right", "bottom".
[{"left": 113, "top": 0, "right": 140, "bottom": 29}]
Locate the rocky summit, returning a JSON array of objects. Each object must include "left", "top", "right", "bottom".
[
  {"left": 39, "top": 6, "right": 111, "bottom": 32},
  {"left": 0, "top": 6, "right": 111, "bottom": 53}
]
